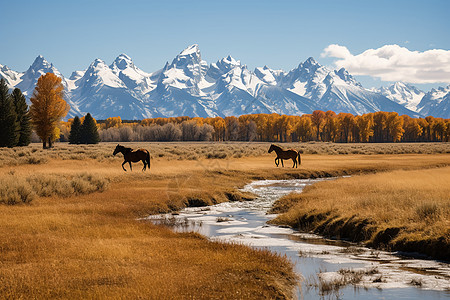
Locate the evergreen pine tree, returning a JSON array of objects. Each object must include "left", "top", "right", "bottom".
[
  {"left": 12, "top": 88, "right": 32, "bottom": 146},
  {"left": 69, "top": 116, "right": 82, "bottom": 144},
  {"left": 80, "top": 113, "right": 100, "bottom": 144},
  {"left": 0, "top": 78, "right": 19, "bottom": 147}
]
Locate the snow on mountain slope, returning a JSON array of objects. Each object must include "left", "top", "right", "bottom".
[
  {"left": 206, "top": 56, "right": 314, "bottom": 116},
  {"left": 16, "top": 55, "right": 69, "bottom": 98},
  {"left": 277, "top": 57, "right": 415, "bottom": 116},
  {"left": 67, "top": 58, "right": 148, "bottom": 119},
  {"left": 378, "top": 82, "right": 425, "bottom": 112},
  {"left": 417, "top": 85, "right": 450, "bottom": 118},
  {"left": 2, "top": 45, "right": 446, "bottom": 120},
  {"left": 109, "top": 54, "right": 155, "bottom": 94},
  {"left": 167, "top": 44, "right": 207, "bottom": 87},
  {"left": 255, "top": 85, "right": 319, "bottom": 115},
  {"left": 0, "top": 64, "right": 22, "bottom": 88},
  {"left": 280, "top": 57, "right": 331, "bottom": 100},
  {"left": 427, "top": 92, "right": 450, "bottom": 118},
  {"left": 320, "top": 83, "right": 418, "bottom": 116},
  {"left": 254, "top": 66, "right": 285, "bottom": 86}
]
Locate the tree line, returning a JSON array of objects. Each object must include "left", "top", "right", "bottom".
[{"left": 73, "top": 111, "right": 449, "bottom": 143}]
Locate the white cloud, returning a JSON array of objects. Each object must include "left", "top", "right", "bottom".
[{"left": 321, "top": 44, "right": 450, "bottom": 84}]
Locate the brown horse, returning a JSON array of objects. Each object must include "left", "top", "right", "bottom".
[
  {"left": 268, "top": 144, "right": 301, "bottom": 168},
  {"left": 113, "top": 144, "right": 151, "bottom": 172}
]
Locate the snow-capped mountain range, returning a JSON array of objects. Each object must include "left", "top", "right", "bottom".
[{"left": 1, "top": 44, "right": 449, "bottom": 119}]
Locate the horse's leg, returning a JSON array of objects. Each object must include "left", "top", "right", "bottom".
[
  {"left": 281, "top": 159, "right": 284, "bottom": 167},
  {"left": 275, "top": 157, "right": 279, "bottom": 167},
  {"left": 292, "top": 157, "right": 296, "bottom": 168},
  {"left": 122, "top": 161, "right": 127, "bottom": 171},
  {"left": 129, "top": 161, "right": 132, "bottom": 171},
  {"left": 142, "top": 160, "right": 146, "bottom": 171}
]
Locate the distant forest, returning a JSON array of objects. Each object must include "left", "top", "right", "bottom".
[{"left": 59, "top": 111, "right": 450, "bottom": 143}]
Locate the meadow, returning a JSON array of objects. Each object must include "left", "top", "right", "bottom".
[
  {"left": 0, "top": 141, "right": 449, "bottom": 298},
  {"left": 1, "top": 141, "right": 449, "bottom": 168},
  {"left": 270, "top": 166, "right": 450, "bottom": 260}
]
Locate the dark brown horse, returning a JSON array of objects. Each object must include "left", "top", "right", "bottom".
[
  {"left": 268, "top": 144, "right": 301, "bottom": 168},
  {"left": 113, "top": 144, "right": 151, "bottom": 172}
]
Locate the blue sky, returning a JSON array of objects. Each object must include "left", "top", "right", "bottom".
[{"left": 1, "top": 0, "right": 449, "bottom": 89}]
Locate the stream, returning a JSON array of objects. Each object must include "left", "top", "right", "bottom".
[{"left": 147, "top": 178, "right": 450, "bottom": 299}]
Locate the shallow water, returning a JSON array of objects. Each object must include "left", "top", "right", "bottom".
[{"left": 148, "top": 179, "right": 450, "bottom": 299}]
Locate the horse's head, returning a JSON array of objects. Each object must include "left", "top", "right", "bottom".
[
  {"left": 113, "top": 144, "right": 123, "bottom": 156},
  {"left": 268, "top": 144, "right": 275, "bottom": 153}
]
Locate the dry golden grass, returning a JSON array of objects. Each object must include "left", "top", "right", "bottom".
[
  {"left": 1, "top": 141, "right": 449, "bottom": 167},
  {"left": 0, "top": 169, "right": 297, "bottom": 299},
  {"left": 1, "top": 142, "right": 450, "bottom": 298},
  {"left": 271, "top": 167, "right": 450, "bottom": 259}
]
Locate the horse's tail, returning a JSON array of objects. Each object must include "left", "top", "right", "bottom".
[
  {"left": 297, "top": 151, "right": 302, "bottom": 165},
  {"left": 146, "top": 151, "right": 151, "bottom": 170}
]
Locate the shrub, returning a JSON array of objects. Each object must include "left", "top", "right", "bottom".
[
  {"left": 0, "top": 172, "right": 109, "bottom": 205},
  {"left": 0, "top": 177, "right": 36, "bottom": 205}
]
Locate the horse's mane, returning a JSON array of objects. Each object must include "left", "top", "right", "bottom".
[
  {"left": 117, "top": 145, "right": 133, "bottom": 154},
  {"left": 271, "top": 144, "right": 283, "bottom": 151},
  {"left": 122, "top": 146, "right": 133, "bottom": 153}
]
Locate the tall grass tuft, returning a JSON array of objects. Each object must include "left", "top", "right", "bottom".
[
  {"left": 415, "top": 202, "right": 441, "bottom": 221},
  {"left": 0, "top": 177, "right": 36, "bottom": 205},
  {"left": 0, "top": 173, "right": 109, "bottom": 205}
]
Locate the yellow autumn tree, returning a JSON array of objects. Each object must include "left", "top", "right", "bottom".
[
  {"left": 104, "top": 116, "right": 122, "bottom": 129},
  {"left": 356, "top": 114, "right": 374, "bottom": 142},
  {"left": 30, "top": 73, "right": 69, "bottom": 148},
  {"left": 311, "top": 110, "right": 326, "bottom": 141},
  {"left": 386, "top": 112, "right": 404, "bottom": 142}
]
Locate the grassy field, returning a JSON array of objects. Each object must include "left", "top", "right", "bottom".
[
  {"left": 0, "top": 142, "right": 449, "bottom": 298},
  {"left": 1, "top": 141, "right": 449, "bottom": 168},
  {"left": 270, "top": 167, "right": 450, "bottom": 260}
]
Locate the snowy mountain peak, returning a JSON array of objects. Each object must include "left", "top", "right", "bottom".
[
  {"left": 109, "top": 53, "right": 151, "bottom": 91},
  {"left": 16, "top": 55, "right": 67, "bottom": 96},
  {"left": 29, "top": 55, "right": 52, "bottom": 71},
  {"left": 111, "top": 53, "right": 134, "bottom": 70},
  {"left": 379, "top": 81, "right": 425, "bottom": 111},
  {"left": 218, "top": 55, "right": 241, "bottom": 68},
  {"left": 254, "top": 66, "right": 282, "bottom": 86},
  {"left": 417, "top": 84, "right": 450, "bottom": 117},
  {"left": 223, "top": 55, "right": 239, "bottom": 65},
  {"left": 168, "top": 44, "right": 206, "bottom": 81},
  {"left": 180, "top": 44, "right": 200, "bottom": 56},
  {"left": 304, "top": 57, "right": 318, "bottom": 66},
  {"left": 157, "top": 45, "right": 206, "bottom": 90},
  {"left": 206, "top": 55, "right": 243, "bottom": 81},
  {"left": 92, "top": 58, "right": 106, "bottom": 66},
  {"left": 393, "top": 81, "right": 406, "bottom": 89},
  {"left": 172, "top": 44, "right": 202, "bottom": 66},
  {"left": 0, "top": 64, "right": 22, "bottom": 88},
  {"left": 80, "top": 58, "right": 125, "bottom": 89},
  {"left": 294, "top": 57, "right": 325, "bottom": 77},
  {"left": 69, "top": 70, "right": 85, "bottom": 81},
  {"left": 334, "top": 68, "right": 362, "bottom": 87},
  {"left": 117, "top": 53, "right": 132, "bottom": 60}
]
